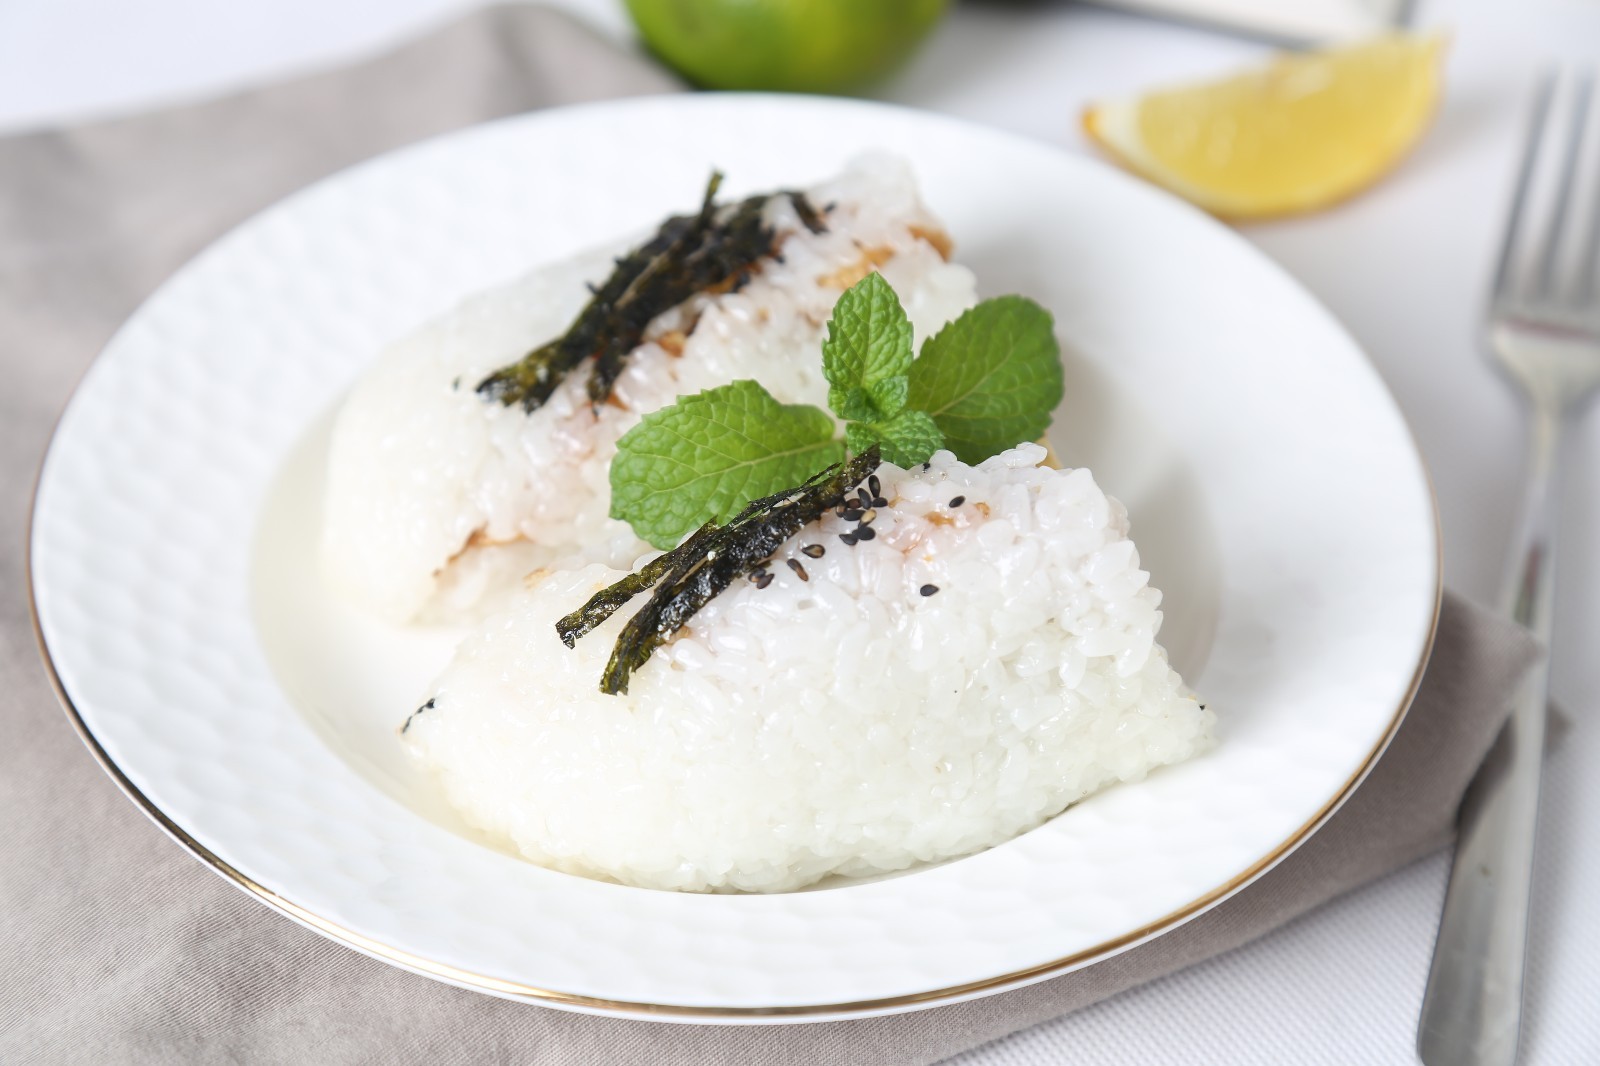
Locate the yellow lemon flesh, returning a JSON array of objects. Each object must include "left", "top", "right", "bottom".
[
  {"left": 1084, "top": 33, "right": 1445, "bottom": 220},
  {"left": 625, "top": 0, "right": 950, "bottom": 94}
]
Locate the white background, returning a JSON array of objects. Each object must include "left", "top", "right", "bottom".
[{"left": 4, "top": 0, "right": 1597, "bottom": 1062}]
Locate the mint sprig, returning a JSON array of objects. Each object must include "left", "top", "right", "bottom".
[
  {"left": 610, "top": 273, "right": 1062, "bottom": 548},
  {"left": 823, "top": 271, "right": 914, "bottom": 425},
  {"left": 822, "top": 272, "right": 947, "bottom": 467},
  {"left": 609, "top": 381, "right": 844, "bottom": 550},
  {"left": 845, "top": 409, "right": 944, "bottom": 469},
  {"left": 908, "top": 296, "right": 1063, "bottom": 465}
]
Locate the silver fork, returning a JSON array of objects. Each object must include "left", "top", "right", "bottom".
[{"left": 1419, "top": 69, "right": 1600, "bottom": 1066}]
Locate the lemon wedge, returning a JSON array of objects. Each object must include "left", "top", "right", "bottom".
[{"left": 1084, "top": 33, "right": 1446, "bottom": 220}]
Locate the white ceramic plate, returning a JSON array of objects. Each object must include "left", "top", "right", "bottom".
[{"left": 29, "top": 95, "right": 1438, "bottom": 1022}]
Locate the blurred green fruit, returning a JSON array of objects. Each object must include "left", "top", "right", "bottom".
[{"left": 624, "top": 0, "right": 951, "bottom": 94}]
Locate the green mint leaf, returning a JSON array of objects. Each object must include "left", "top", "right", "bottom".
[
  {"left": 822, "top": 272, "right": 914, "bottom": 424},
  {"left": 832, "top": 385, "right": 880, "bottom": 424},
  {"left": 906, "top": 296, "right": 1063, "bottom": 464},
  {"left": 847, "top": 409, "right": 944, "bottom": 469},
  {"left": 610, "top": 381, "right": 844, "bottom": 550},
  {"left": 865, "top": 374, "right": 909, "bottom": 419},
  {"left": 844, "top": 421, "right": 878, "bottom": 458}
]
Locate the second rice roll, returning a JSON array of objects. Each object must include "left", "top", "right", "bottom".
[{"left": 321, "top": 155, "right": 977, "bottom": 624}]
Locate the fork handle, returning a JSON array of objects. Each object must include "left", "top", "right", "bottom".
[{"left": 1418, "top": 405, "right": 1562, "bottom": 1066}]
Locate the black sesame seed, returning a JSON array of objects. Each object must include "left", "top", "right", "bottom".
[
  {"left": 920, "top": 584, "right": 939, "bottom": 597},
  {"left": 787, "top": 558, "right": 809, "bottom": 581},
  {"left": 754, "top": 572, "right": 773, "bottom": 589},
  {"left": 855, "top": 525, "right": 876, "bottom": 541},
  {"left": 839, "top": 531, "right": 858, "bottom": 546},
  {"left": 801, "top": 544, "right": 825, "bottom": 559},
  {"left": 842, "top": 507, "right": 863, "bottom": 523},
  {"left": 857, "top": 488, "right": 873, "bottom": 508},
  {"left": 868, "top": 474, "right": 882, "bottom": 497},
  {"left": 922, "top": 461, "right": 931, "bottom": 471},
  {"left": 948, "top": 495, "right": 965, "bottom": 508},
  {"left": 871, "top": 497, "right": 888, "bottom": 509}
]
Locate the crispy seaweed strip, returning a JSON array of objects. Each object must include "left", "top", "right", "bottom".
[
  {"left": 476, "top": 174, "right": 826, "bottom": 412},
  {"left": 557, "top": 447, "right": 881, "bottom": 696},
  {"left": 475, "top": 175, "right": 719, "bottom": 411},
  {"left": 400, "top": 698, "right": 434, "bottom": 735},
  {"left": 600, "top": 447, "right": 880, "bottom": 695},
  {"left": 554, "top": 521, "right": 722, "bottom": 647},
  {"left": 583, "top": 185, "right": 826, "bottom": 404}
]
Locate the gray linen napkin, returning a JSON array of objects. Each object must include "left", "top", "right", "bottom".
[{"left": 0, "top": 6, "right": 1539, "bottom": 1064}]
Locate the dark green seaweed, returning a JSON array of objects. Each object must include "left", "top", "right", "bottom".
[
  {"left": 557, "top": 447, "right": 881, "bottom": 695},
  {"left": 554, "top": 521, "right": 721, "bottom": 648},
  {"left": 476, "top": 173, "right": 825, "bottom": 412},
  {"left": 400, "top": 698, "right": 434, "bottom": 734}
]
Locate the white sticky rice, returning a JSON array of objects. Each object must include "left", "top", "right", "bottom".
[
  {"left": 322, "top": 155, "right": 977, "bottom": 623},
  {"left": 403, "top": 445, "right": 1213, "bottom": 893}
]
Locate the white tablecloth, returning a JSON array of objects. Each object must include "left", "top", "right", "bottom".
[{"left": 5, "top": 1, "right": 1596, "bottom": 1061}]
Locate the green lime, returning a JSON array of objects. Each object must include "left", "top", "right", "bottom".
[{"left": 625, "top": 0, "right": 951, "bottom": 94}]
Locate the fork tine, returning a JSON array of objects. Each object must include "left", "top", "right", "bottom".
[
  {"left": 1493, "top": 71, "right": 1558, "bottom": 304},
  {"left": 1533, "top": 70, "right": 1592, "bottom": 299},
  {"left": 1536, "top": 70, "right": 1587, "bottom": 300},
  {"left": 1574, "top": 69, "right": 1600, "bottom": 299}
]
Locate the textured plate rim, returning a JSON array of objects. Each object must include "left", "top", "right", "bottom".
[{"left": 26, "top": 93, "right": 1444, "bottom": 1022}]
